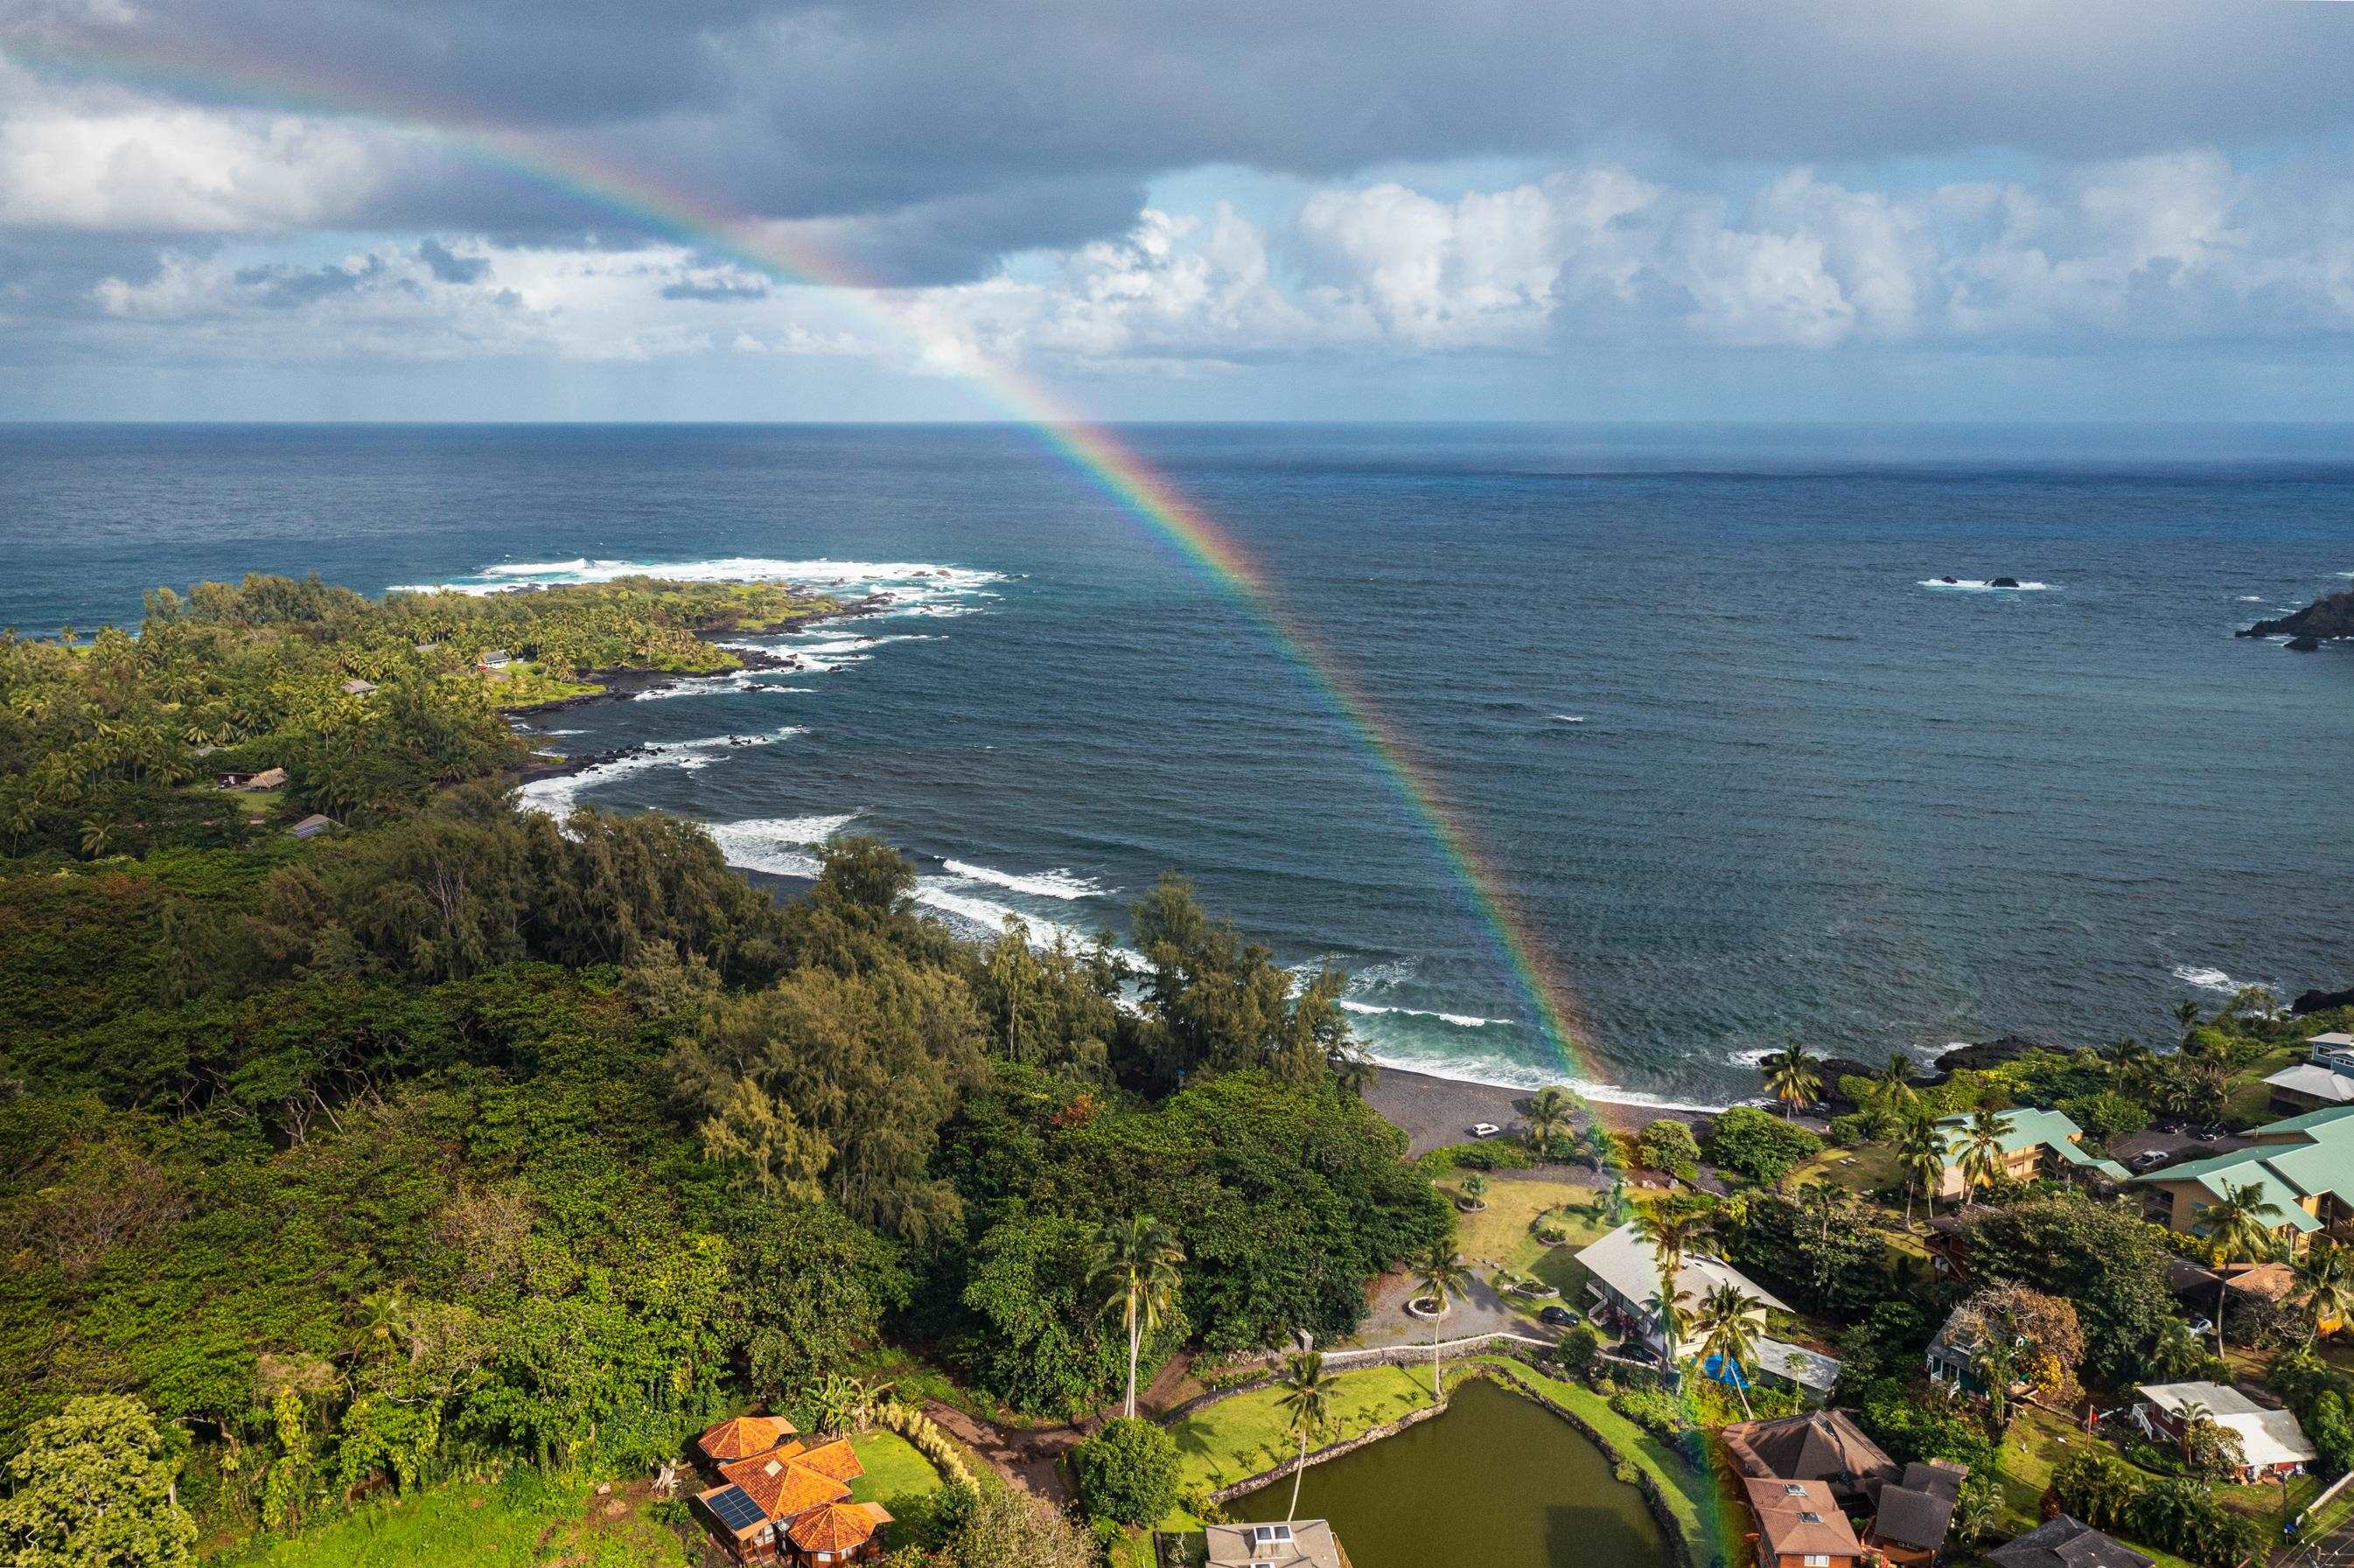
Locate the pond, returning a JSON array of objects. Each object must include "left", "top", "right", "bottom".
[{"left": 1226, "top": 1376, "right": 1670, "bottom": 1568}]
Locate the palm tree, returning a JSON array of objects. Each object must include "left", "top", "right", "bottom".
[
  {"left": 1693, "top": 1282, "right": 1764, "bottom": 1418},
  {"left": 1411, "top": 1245, "right": 1472, "bottom": 1403},
  {"left": 1957, "top": 1107, "right": 2011, "bottom": 1198},
  {"left": 1645, "top": 1279, "right": 1693, "bottom": 1369},
  {"left": 1458, "top": 1173, "right": 1489, "bottom": 1211},
  {"left": 1895, "top": 1112, "right": 1945, "bottom": 1230},
  {"left": 2174, "top": 1397, "right": 2214, "bottom": 1467},
  {"left": 1633, "top": 1206, "right": 1704, "bottom": 1279},
  {"left": 1274, "top": 1351, "right": 1335, "bottom": 1523},
  {"left": 1525, "top": 1085, "right": 1576, "bottom": 1161},
  {"left": 1799, "top": 1179, "right": 1842, "bottom": 1246},
  {"left": 1087, "top": 1215, "right": 1185, "bottom": 1419},
  {"left": 2290, "top": 1242, "right": 2354, "bottom": 1348},
  {"left": 2173, "top": 999, "right": 2203, "bottom": 1049},
  {"left": 2195, "top": 1179, "right": 2285, "bottom": 1353},
  {"left": 1760, "top": 1046, "right": 1823, "bottom": 1117},
  {"left": 1874, "top": 1054, "right": 1917, "bottom": 1114}
]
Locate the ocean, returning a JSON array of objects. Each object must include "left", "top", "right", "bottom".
[{"left": 3, "top": 422, "right": 2350, "bottom": 1108}]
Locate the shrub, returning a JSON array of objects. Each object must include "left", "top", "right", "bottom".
[
  {"left": 1701, "top": 1107, "right": 1821, "bottom": 1185},
  {"left": 1636, "top": 1120, "right": 1701, "bottom": 1180},
  {"left": 1438, "top": 1140, "right": 1534, "bottom": 1173},
  {"left": 1072, "top": 1417, "right": 1179, "bottom": 1528},
  {"left": 2058, "top": 1090, "right": 2150, "bottom": 1141},
  {"left": 1554, "top": 1324, "right": 1602, "bottom": 1376},
  {"left": 872, "top": 1400, "right": 977, "bottom": 1492}
]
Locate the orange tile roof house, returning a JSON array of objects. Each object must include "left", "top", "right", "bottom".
[
  {"left": 1743, "top": 1477, "right": 1869, "bottom": 1568},
  {"left": 691, "top": 1417, "right": 884, "bottom": 1566}
]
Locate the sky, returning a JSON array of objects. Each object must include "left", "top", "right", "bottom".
[{"left": 3, "top": 0, "right": 2354, "bottom": 422}]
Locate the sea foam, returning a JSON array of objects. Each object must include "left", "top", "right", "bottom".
[
  {"left": 516, "top": 730, "right": 795, "bottom": 816},
  {"left": 1339, "top": 1000, "right": 1512, "bottom": 1029},
  {"left": 940, "top": 860, "right": 1114, "bottom": 901},
  {"left": 1918, "top": 578, "right": 2054, "bottom": 592}
]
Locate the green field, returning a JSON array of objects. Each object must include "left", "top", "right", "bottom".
[
  {"left": 848, "top": 1428, "right": 946, "bottom": 1514},
  {"left": 1164, "top": 1363, "right": 1440, "bottom": 1498}
]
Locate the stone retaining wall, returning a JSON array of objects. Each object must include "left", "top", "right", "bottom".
[{"left": 1205, "top": 1397, "right": 1454, "bottom": 1505}]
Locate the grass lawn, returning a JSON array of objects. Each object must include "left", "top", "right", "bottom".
[
  {"left": 212, "top": 1471, "right": 688, "bottom": 1568},
  {"left": 848, "top": 1429, "right": 945, "bottom": 1514},
  {"left": 1444, "top": 1171, "right": 1612, "bottom": 1309},
  {"left": 1164, "top": 1364, "right": 1439, "bottom": 1498}
]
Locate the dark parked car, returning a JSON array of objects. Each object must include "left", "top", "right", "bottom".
[
  {"left": 1618, "top": 1340, "right": 1660, "bottom": 1364},
  {"left": 1539, "top": 1306, "right": 1579, "bottom": 1328}
]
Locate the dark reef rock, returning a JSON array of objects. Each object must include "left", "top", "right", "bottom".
[
  {"left": 2294, "top": 986, "right": 2354, "bottom": 1017},
  {"left": 2239, "top": 589, "right": 2354, "bottom": 644},
  {"left": 1932, "top": 1035, "right": 2066, "bottom": 1075},
  {"left": 1989, "top": 576, "right": 2022, "bottom": 589}
]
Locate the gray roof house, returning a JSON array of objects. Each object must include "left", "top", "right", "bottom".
[
  {"left": 1205, "top": 1520, "right": 1345, "bottom": 1568},
  {"left": 1985, "top": 1515, "right": 2153, "bottom": 1568}
]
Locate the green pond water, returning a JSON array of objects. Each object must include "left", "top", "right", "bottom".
[{"left": 1226, "top": 1376, "right": 1670, "bottom": 1568}]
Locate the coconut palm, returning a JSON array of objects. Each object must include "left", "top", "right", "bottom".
[
  {"left": 1274, "top": 1351, "right": 1336, "bottom": 1523},
  {"left": 1957, "top": 1107, "right": 2011, "bottom": 1198},
  {"left": 1895, "top": 1112, "right": 1945, "bottom": 1230},
  {"left": 1633, "top": 1207, "right": 1704, "bottom": 1280},
  {"left": 1458, "top": 1173, "right": 1488, "bottom": 1210},
  {"left": 2195, "top": 1179, "right": 2285, "bottom": 1353},
  {"left": 1799, "top": 1179, "right": 1842, "bottom": 1246},
  {"left": 1525, "top": 1085, "right": 1576, "bottom": 1161},
  {"left": 2173, "top": 999, "right": 2203, "bottom": 1049},
  {"left": 1645, "top": 1280, "right": 1694, "bottom": 1369},
  {"left": 1760, "top": 1046, "right": 1823, "bottom": 1117},
  {"left": 2174, "top": 1397, "right": 2214, "bottom": 1467},
  {"left": 1874, "top": 1054, "right": 1918, "bottom": 1114},
  {"left": 1692, "top": 1282, "right": 1764, "bottom": 1418},
  {"left": 1086, "top": 1215, "right": 1185, "bottom": 1419},
  {"left": 1411, "top": 1244, "right": 1472, "bottom": 1403},
  {"left": 2290, "top": 1241, "right": 2354, "bottom": 1348}
]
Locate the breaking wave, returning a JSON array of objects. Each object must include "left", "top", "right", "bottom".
[
  {"left": 1918, "top": 578, "right": 2054, "bottom": 592},
  {"left": 940, "top": 860, "right": 1114, "bottom": 901}
]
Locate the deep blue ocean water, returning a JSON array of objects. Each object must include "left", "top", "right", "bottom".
[{"left": 3, "top": 422, "right": 2350, "bottom": 1107}]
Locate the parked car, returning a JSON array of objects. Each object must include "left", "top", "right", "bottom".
[
  {"left": 2131, "top": 1150, "right": 2171, "bottom": 1171},
  {"left": 2187, "top": 1316, "right": 2214, "bottom": 1337},
  {"left": 1470, "top": 1122, "right": 1502, "bottom": 1139},
  {"left": 1539, "top": 1306, "right": 1579, "bottom": 1328},
  {"left": 1618, "top": 1340, "right": 1660, "bottom": 1364}
]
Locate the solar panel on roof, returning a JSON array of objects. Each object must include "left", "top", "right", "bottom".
[{"left": 705, "top": 1486, "right": 767, "bottom": 1533}]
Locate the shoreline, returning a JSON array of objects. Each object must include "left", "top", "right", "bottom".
[
  {"left": 1366, "top": 1063, "right": 1718, "bottom": 1157},
  {"left": 499, "top": 593, "right": 892, "bottom": 789}
]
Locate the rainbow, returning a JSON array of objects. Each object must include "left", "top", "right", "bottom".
[{"left": 2, "top": 33, "right": 1685, "bottom": 1114}]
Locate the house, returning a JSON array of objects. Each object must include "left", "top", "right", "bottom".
[
  {"left": 1720, "top": 1410, "right": 1898, "bottom": 1508},
  {"left": 1863, "top": 1460, "right": 1967, "bottom": 1566},
  {"left": 222, "top": 766, "right": 287, "bottom": 791},
  {"left": 1985, "top": 1515, "right": 2153, "bottom": 1568},
  {"left": 2213, "top": 1259, "right": 2346, "bottom": 1335},
  {"left": 1742, "top": 1476, "right": 1868, "bottom": 1568},
  {"left": 2264, "top": 1035, "right": 2354, "bottom": 1115},
  {"left": 2134, "top": 1103, "right": 2354, "bottom": 1247},
  {"left": 2132, "top": 1381, "right": 2315, "bottom": 1481},
  {"left": 691, "top": 1428, "right": 880, "bottom": 1565},
  {"left": 1575, "top": 1222, "right": 1838, "bottom": 1395},
  {"left": 1205, "top": 1520, "right": 1349, "bottom": 1568},
  {"left": 1929, "top": 1107, "right": 2130, "bottom": 1200},
  {"left": 288, "top": 814, "right": 335, "bottom": 840},
  {"left": 700, "top": 1415, "right": 799, "bottom": 1465},
  {"left": 1922, "top": 1303, "right": 2029, "bottom": 1397},
  {"left": 478, "top": 649, "right": 513, "bottom": 670},
  {"left": 340, "top": 678, "right": 379, "bottom": 696}
]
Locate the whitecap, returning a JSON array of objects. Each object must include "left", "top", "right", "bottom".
[
  {"left": 1338, "top": 1000, "right": 1512, "bottom": 1029},
  {"left": 704, "top": 812, "right": 864, "bottom": 877},
  {"left": 1917, "top": 578, "right": 2054, "bottom": 592},
  {"left": 516, "top": 729, "right": 795, "bottom": 816},
  {"left": 1350, "top": 1041, "right": 1730, "bottom": 1112},
  {"left": 940, "top": 860, "right": 1114, "bottom": 901},
  {"left": 2237, "top": 596, "right": 2266, "bottom": 603},
  {"left": 1551, "top": 714, "right": 1587, "bottom": 724},
  {"left": 2173, "top": 964, "right": 2240, "bottom": 993},
  {"left": 402, "top": 554, "right": 1000, "bottom": 592}
]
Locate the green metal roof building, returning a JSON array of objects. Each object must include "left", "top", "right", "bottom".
[
  {"left": 2133, "top": 1104, "right": 2354, "bottom": 1243},
  {"left": 1930, "top": 1106, "right": 2131, "bottom": 1198}
]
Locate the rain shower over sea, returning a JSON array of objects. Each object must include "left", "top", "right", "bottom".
[{"left": 4, "top": 422, "right": 2351, "bottom": 1107}]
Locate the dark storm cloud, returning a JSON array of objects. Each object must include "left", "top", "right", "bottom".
[
  {"left": 8, "top": 0, "right": 2354, "bottom": 280},
  {"left": 415, "top": 237, "right": 486, "bottom": 283}
]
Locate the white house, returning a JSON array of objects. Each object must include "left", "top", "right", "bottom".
[
  {"left": 2133, "top": 1382, "right": 2315, "bottom": 1482},
  {"left": 1574, "top": 1222, "right": 1836, "bottom": 1397}
]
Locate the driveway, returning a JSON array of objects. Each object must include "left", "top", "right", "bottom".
[{"left": 1348, "top": 1265, "right": 1552, "bottom": 1352}]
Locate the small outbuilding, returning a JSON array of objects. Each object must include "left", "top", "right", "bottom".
[
  {"left": 289, "top": 814, "right": 335, "bottom": 840},
  {"left": 340, "top": 678, "right": 379, "bottom": 696},
  {"left": 1205, "top": 1520, "right": 1347, "bottom": 1568}
]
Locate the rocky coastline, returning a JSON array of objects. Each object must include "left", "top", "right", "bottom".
[
  {"left": 499, "top": 589, "right": 894, "bottom": 788},
  {"left": 2237, "top": 589, "right": 2354, "bottom": 651}
]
